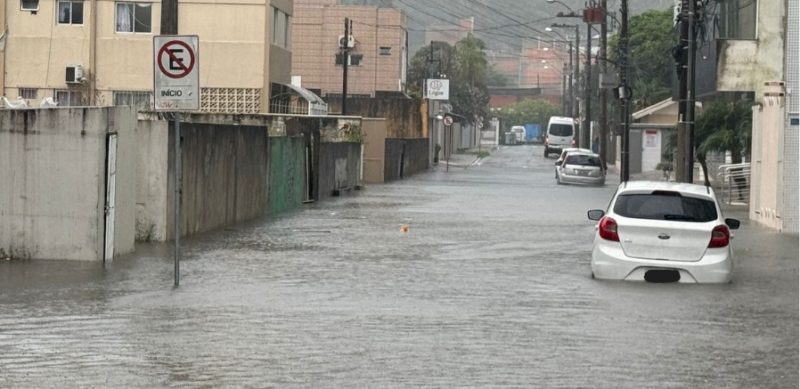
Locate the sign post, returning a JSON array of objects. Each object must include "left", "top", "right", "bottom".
[
  {"left": 154, "top": 35, "right": 199, "bottom": 287},
  {"left": 443, "top": 115, "right": 453, "bottom": 172}
]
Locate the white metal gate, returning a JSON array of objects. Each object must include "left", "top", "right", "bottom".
[{"left": 104, "top": 133, "right": 118, "bottom": 262}]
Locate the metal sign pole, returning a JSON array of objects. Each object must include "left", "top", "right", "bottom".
[
  {"left": 174, "top": 114, "right": 181, "bottom": 287},
  {"left": 446, "top": 124, "right": 450, "bottom": 172},
  {"left": 154, "top": 35, "right": 198, "bottom": 287}
]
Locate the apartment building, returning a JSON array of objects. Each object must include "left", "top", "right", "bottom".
[
  {"left": 291, "top": 0, "right": 407, "bottom": 99},
  {"left": 1, "top": 0, "right": 293, "bottom": 113}
]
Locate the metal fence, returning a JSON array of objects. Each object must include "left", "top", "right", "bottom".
[{"left": 717, "top": 163, "right": 751, "bottom": 205}]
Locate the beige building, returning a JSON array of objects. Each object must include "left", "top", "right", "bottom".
[
  {"left": 1, "top": 0, "right": 293, "bottom": 113},
  {"left": 291, "top": 0, "right": 407, "bottom": 99}
]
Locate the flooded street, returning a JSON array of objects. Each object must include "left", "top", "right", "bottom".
[{"left": 1, "top": 145, "right": 797, "bottom": 387}]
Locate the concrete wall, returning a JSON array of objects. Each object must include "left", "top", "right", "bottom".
[
  {"left": 318, "top": 142, "right": 362, "bottom": 199},
  {"left": 385, "top": 138, "right": 429, "bottom": 182},
  {"left": 717, "top": 0, "right": 785, "bottom": 102},
  {"left": 167, "top": 122, "right": 270, "bottom": 239},
  {"left": 362, "top": 118, "right": 387, "bottom": 183},
  {"left": 135, "top": 118, "right": 169, "bottom": 241},
  {"left": 326, "top": 97, "right": 423, "bottom": 138},
  {"left": 0, "top": 107, "right": 136, "bottom": 261},
  {"left": 137, "top": 114, "right": 273, "bottom": 241},
  {"left": 268, "top": 136, "right": 307, "bottom": 214}
]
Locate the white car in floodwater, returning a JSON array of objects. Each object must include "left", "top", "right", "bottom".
[{"left": 587, "top": 181, "right": 740, "bottom": 283}]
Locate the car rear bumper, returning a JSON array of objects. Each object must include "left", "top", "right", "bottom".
[
  {"left": 558, "top": 173, "right": 605, "bottom": 186},
  {"left": 591, "top": 238, "right": 732, "bottom": 283}
]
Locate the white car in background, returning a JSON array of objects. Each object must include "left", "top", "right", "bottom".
[
  {"left": 555, "top": 150, "right": 605, "bottom": 186},
  {"left": 587, "top": 181, "right": 740, "bottom": 283}
]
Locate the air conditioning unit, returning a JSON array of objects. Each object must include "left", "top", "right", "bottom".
[
  {"left": 65, "top": 65, "right": 85, "bottom": 84},
  {"left": 338, "top": 34, "right": 356, "bottom": 48}
]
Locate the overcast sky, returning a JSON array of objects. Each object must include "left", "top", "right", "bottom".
[{"left": 339, "top": 0, "right": 676, "bottom": 53}]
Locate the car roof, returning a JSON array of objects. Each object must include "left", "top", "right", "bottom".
[
  {"left": 565, "top": 151, "right": 599, "bottom": 157},
  {"left": 562, "top": 148, "right": 592, "bottom": 154},
  {"left": 616, "top": 180, "right": 716, "bottom": 197}
]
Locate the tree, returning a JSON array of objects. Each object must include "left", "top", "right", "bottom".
[
  {"left": 486, "top": 65, "right": 510, "bottom": 87},
  {"left": 665, "top": 100, "right": 752, "bottom": 185},
  {"left": 494, "top": 99, "right": 560, "bottom": 131},
  {"left": 609, "top": 8, "right": 676, "bottom": 110},
  {"left": 407, "top": 34, "right": 490, "bottom": 125}
]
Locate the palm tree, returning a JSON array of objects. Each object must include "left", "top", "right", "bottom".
[
  {"left": 664, "top": 100, "right": 752, "bottom": 186},
  {"left": 697, "top": 101, "right": 752, "bottom": 197}
]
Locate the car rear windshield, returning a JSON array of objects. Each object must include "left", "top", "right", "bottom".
[
  {"left": 549, "top": 123, "right": 573, "bottom": 137},
  {"left": 613, "top": 192, "right": 718, "bottom": 222},
  {"left": 565, "top": 154, "right": 602, "bottom": 167}
]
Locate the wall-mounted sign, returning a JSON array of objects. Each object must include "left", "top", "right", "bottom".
[{"left": 425, "top": 79, "right": 449, "bottom": 101}]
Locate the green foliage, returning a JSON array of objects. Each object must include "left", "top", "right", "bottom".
[
  {"left": 407, "top": 34, "right": 490, "bottom": 124},
  {"left": 486, "top": 65, "right": 510, "bottom": 87},
  {"left": 609, "top": 8, "right": 676, "bottom": 109},
  {"left": 492, "top": 99, "right": 560, "bottom": 131},
  {"left": 696, "top": 100, "right": 752, "bottom": 162}
]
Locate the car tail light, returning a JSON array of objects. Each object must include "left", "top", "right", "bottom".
[
  {"left": 571, "top": 139, "right": 576, "bottom": 146},
  {"left": 545, "top": 137, "right": 549, "bottom": 145},
  {"left": 598, "top": 216, "right": 619, "bottom": 241},
  {"left": 708, "top": 225, "right": 730, "bottom": 248}
]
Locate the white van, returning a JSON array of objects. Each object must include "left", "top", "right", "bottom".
[
  {"left": 510, "top": 126, "right": 526, "bottom": 143},
  {"left": 544, "top": 116, "right": 576, "bottom": 157}
]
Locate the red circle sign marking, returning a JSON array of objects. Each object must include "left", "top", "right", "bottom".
[
  {"left": 157, "top": 40, "right": 195, "bottom": 79},
  {"left": 443, "top": 115, "right": 453, "bottom": 126}
]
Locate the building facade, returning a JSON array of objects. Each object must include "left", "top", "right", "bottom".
[
  {"left": 1, "top": 0, "right": 292, "bottom": 113},
  {"left": 692, "top": 0, "right": 796, "bottom": 233},
  {"left": 291, "top": 0, "right": 407, "bottom": 99}
]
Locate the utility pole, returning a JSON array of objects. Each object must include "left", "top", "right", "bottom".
[
  {"left": 341, "top": 18, "right": 351, "bottom": 115},
  {"left": 573, "top": 27, "right": 580, "bottom": 121},
  {"left": 161, "top": 0, "right": 178, "bottom": 34},
  {"left": 684, "top": 0, "right": 697, "bottom": 183},
  {"left": 599, "top": 0, "right": 608, "bottom": 163},
  {"left": 583, "top": 22, "right": 592, "bottom": 149},
  {"left": 562, "top": 63, "right": 568, "bottom": 115},
  {"left": 568, "top": 41, "right": 574, "bottom": 117},
  {"left": 675, "top": 0, "right": 698, "bottom": 183},
  {"left": 619, "top": 0, "right": 631, "bottom": 182}
]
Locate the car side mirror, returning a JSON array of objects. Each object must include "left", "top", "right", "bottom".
[
  {"left": 725, "top": 218, "right": 741, "bottom": 230},
  {"left": 555, "top": 161, "right": 562, "bottom": 166},
  {"left": 587, "top": 210, "right": 605, "bottom": 221}
]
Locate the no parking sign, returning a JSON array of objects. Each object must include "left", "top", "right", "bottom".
[{"left": 153, "top": 35, "right": 199, "bottom": 111}]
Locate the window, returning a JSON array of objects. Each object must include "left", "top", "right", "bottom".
[
  {"left": 116, "top": 2, "right": 152, "bottom": 33},
  {"left": 613, "top": 192, "right": 718, "bottom": 222},
  {"left": 19, "top": 88, "right": 38, "bottom": 100},
  {"left": 379, "top": 46, "right": 392, "bottom": 56},
  {"left": 55, "top": 90, "right": 83, "bottom": 106},
  {"left": 717, "top": 0, "right": 757, "bottom": 39},
  {"left": 335, "top": 53, "right": 363, "bottom": 66},
  {"left": 57, "top": 0, "right": 84, "bottom": 25},
  {"left": 21, "top": 0, "right": 39, "bottom": 11},
  {"left": 565, "top": 154, "right": 602, "bottom": 167},
  {"left": 113, "top": 91, "right": 152, "bottom": 110},
  {"left": 271, "top": 7, "right": 290, "bottom": 48}
]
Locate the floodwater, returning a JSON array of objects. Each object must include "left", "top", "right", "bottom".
[{"left": 1, "top": 145, "right": 797, "bottom": 387}]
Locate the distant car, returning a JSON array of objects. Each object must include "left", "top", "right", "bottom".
[
  {"left": 555, "top": 147, "right": 592, "bottom": 165},
  {"left": 587, "top": 181, "right": 741, "bottom": 283},
  {"left": 555, "top": 152, "right": 606, "bottom": 186},
  {"left": 510, "top": 126, "right": 526, "bottom": 143}
]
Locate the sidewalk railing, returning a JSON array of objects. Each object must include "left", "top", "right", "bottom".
[{"left": 717, "top": 163, "right": 751, "bottom": 205}]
